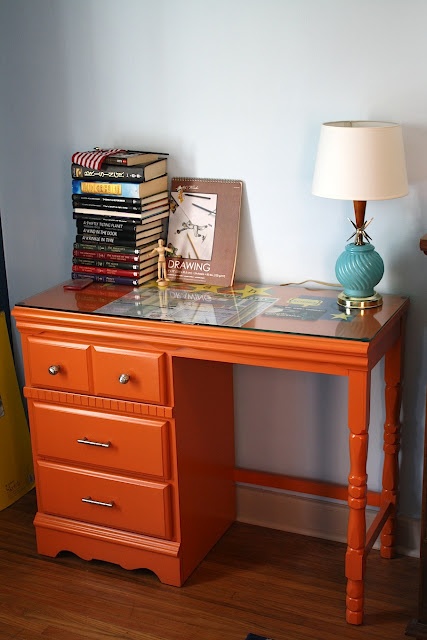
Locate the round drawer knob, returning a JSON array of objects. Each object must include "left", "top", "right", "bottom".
[
  {"left": 119, "top": 373, "right": 130, "bottom": 384},
  {"left": 48, "top": 365, "right": 60, "bottom": 375}
]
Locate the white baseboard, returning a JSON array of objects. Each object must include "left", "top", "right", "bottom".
[{"left": 235, "top": 484, "right": 420, "bottom": 558}]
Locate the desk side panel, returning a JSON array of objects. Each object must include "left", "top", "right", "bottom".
[{"left": 171, "top": 356, "right": 235, "bottom": 581}]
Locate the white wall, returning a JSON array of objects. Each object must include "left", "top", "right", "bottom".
[{"left": 0, "top": 0, "right": 426, "bottom": 520}]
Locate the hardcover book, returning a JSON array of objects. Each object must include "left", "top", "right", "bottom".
[
  {"left": 73, "top": 235, "right": 164, "bottom": 254},
  {"left": 71, "top": 158, "right": 167, "bottom": 182},
  {"left": 73, "top": 243, "right": 158, "bottom": 260},
  {"left": 71, "top": 149, "right": 167, "bottom": 168},
  {"left": 101, "top": 151, "right": 166, "bottom": 167},
  {"left": 166, "top": 177, "right": 243, "bottom": 286},
  {"left": 72, "top": 207, "right": 170, "bottom": 223},
  {"left": 72, "top": 193, "right": 169, "bottom": 211},
  {"left": 72, "top": 256, "right": 155, "bottom": 270},
  {"left": 72, "top": 272, "right": 156, "bottom": 286},
  {"left": 72, "top": 258, "right": 157, "bottom": 278},
  {"left": 75, "top": 230, "right": 163, "bottom": 248},
  {"left": 72, "top": 175, "right": 168, "bottom": 199},
  {"left": 73, "top": 214, "right": 164, "bottom": 233},
  {"left": 74, "top": 223, "right": 160, "bottom": 239}
]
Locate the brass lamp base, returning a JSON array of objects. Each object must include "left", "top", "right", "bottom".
[{"left": 337, "top": 291, "right": 383, "bottom": 309}]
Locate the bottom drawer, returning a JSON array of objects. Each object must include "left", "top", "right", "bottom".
[{"left": 36, "top": 460, "right": 173, "bottom": 539}]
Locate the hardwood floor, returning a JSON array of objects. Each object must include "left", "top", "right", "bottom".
[{"left": 0, "top": 490, "right": 419, "bottom": 640}]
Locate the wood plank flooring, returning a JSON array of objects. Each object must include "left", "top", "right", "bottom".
[{"left": 0, "top": 490, "right": 419, "bottom": 640}]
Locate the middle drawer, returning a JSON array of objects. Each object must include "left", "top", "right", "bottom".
[{"left": 30, "top": 401, "right": 171, "bottom": 479}]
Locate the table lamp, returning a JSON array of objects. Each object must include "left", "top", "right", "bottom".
[{"left": 312, "top": 121, "right": 408, "bottom": 309}]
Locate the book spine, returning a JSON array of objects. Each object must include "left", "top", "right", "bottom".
[
  {"left": 76, "top": 227, "right": 142, "bottom": 239},
  {"left": 72, "top": 180, "right": 141, "bottom": 198},
  {"left": 72, "top": 164, "right": 149, "bottom": 182},
  {"left": 107, "top": 158, "right": 131, "bottom": 166},
  {"left": 73, "top": 175, "right": 167, "bottom": 199},
  {"left": 72, "top": 208, "right": 169, "bottom": 221},
  {"left": 76, "top": 225, "right": 162, "bottom": 239},
  {"left": 73, "top": 242, "right": 143, "bottom": 254},
  {"left": 75, "top": 219, "right": 141, "bottom": 233},
  {"left": 73, "top": 209, "right": 148, "bottom": 222},
  {"left": 72, "top": 272, "right": 142, "bottom": 286},
  {"left": 72, "top": 194, "right": 168, "bottom": 210},
  {"left": 73, "top": 258, "right": 142, "bottom": 271},
  {"left": 73, "top": 248, "right": 153, "bottom": 261},
  {"left": 72, "top": 264, "right": 145, "bottom": 278},
  {"left": 73, "top": 205, "right": 143, "bottom": 214},
  {"left": 75, "top": 233, "right": 141, "bottom": 246},
  {"left": 73, "top": 204, "right": 145, "bottom": 214},
  {"left": 105, "top": 154, "right": 161, "bottom": 166},
  {"left": 73, "top": 212, "right": 166, "bottom": 228},
  {"left": 72, "top": 197, "right": 146, "bottom": 213},
  {"left": 73, "top": 193, "right": 143, "bottom": 205}
]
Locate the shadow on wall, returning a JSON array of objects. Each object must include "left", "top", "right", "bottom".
[{"left": 0, "top": 212, "right": 11, "bottom": 343}]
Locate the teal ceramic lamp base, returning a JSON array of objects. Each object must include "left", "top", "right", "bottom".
[{"left": 335, "top": 243, "right": 384, "bottom": 309}]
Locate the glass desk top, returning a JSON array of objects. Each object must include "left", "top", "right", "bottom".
[{"left": 15, "top": 281, "right": 409, "bottom": 343}]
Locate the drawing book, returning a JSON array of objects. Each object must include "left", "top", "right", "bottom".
[{"left": 166, "top": 178, "right": 243, "bottom": 287}]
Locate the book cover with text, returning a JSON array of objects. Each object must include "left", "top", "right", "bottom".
[{"left": 166, "top": 178, "right": 243, "bottom": 287}]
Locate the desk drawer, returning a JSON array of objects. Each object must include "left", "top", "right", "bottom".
[
  {"left": 26, "top": 337, "right": 90, "bottom": 393},
  {"left": 37, "top": 461, "right": 173, "bottom": 539},
  {"left": 31, "top": 401, "right": 170, "bottom": 479},
  {"left": 91, "top": 346, "right": 167, "bottom": 404}
]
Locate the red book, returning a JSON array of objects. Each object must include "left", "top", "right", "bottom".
[
  {"left": 72, "top": 263, "right": 157, "bottom": 279},
  {"left": 73, "top": 247, "right": 154, "bottom": 263}
]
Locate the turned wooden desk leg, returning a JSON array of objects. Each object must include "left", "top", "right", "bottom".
[
  {"left": 346, "top": 370, "right": 371, "bottom": 625},
  {"left": 381, "top": 334, "right": 403, "bottom": 559}
]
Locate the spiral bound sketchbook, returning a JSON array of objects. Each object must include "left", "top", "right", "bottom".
[{"left": 166, "top": 177, "right": 243, "bottom": 287}]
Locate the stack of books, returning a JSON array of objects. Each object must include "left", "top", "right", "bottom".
[{"left": 70, "top": 149, "right": 169, "bottom": 286}]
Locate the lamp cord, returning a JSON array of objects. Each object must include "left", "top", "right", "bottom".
[{"left": 280, "top": 279, "right": 341, "bottom": 290}]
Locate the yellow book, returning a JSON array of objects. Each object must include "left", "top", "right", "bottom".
[{"left": 0, "top": 312, "right": 34, "bottom": 509}]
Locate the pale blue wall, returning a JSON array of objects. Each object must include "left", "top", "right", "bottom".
[{"left": 0, "top": 0, "right": 426, "bottom": 520}]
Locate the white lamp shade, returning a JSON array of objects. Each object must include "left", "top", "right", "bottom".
[{"left": 312, "top": 121, "right": 408, "bottom": 201}]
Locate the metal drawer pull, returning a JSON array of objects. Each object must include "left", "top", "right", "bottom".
[
  {"left": 48, "top": 364, "right": 60, "bottom": 375},
  {"left": 82, "top": 497, "right": 114, "bottom": 508},
  {"left": 118, "top": 373, "right": 130, "bottom": 384},
  {"left": 77, "top": 437, "right": 111, "bottom": 448}
]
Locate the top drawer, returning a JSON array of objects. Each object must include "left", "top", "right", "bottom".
[
  {"left": 26, "top": 336, "right": 91, "bottom": 394},
  {"left": 25, "top": 336, "right": 168, "bottom": 405},
  {"left": 91, "top": 345, "right": 167, "bottom": 405}
]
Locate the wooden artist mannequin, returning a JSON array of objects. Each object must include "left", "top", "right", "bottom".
[{"left": 150, "top": 239, "right": 173, "bottom": 286}]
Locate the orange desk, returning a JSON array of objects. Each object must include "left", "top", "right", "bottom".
[{"left": 13, "top": 281, "right": 409, "bottom": 625}]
